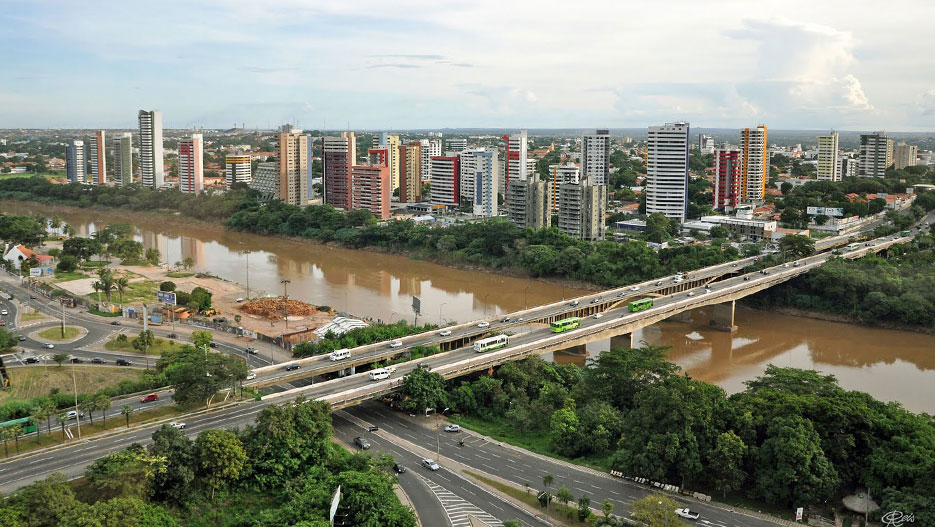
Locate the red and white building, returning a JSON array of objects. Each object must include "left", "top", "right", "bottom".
[
  {"left": 351, "top": 164, "right": 390, "bottom": 220},
  {"left": 178, "top": 134, "right": 204, "bottom": 194},
  {"left": 713, "top": 148, "right": 742, "bottom": 210}
]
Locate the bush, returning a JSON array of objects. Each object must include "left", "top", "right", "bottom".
[{"left": 159, "top": 281, "right": 176, "bottom": 292}]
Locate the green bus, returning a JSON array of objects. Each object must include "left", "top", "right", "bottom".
[
  {"left": 900, "top": 230, "right": 911, "bottom": 237},
  {"left": 550, "top": 317, "right": 582, "bottom": 333},
  {"left": 474, "top": 334, "right": 509, "bottom": 353},
  {"left": 0, "top": 417, "right": 37, "bottom": 435},
  {"left": 628, "top": 298, "right": 653, "bottom": 312}
]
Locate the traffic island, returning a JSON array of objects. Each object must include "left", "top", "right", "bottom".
[{"left": 32, "top": 325, "right": 88, "bottom": 343}]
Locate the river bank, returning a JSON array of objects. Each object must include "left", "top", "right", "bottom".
[{"left": 742, "top": 303, "right": 935, "bottom": 335}]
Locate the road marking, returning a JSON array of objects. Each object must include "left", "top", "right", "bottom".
[{"left": 421, "top": 475, "right": 503, "bottom": 527}]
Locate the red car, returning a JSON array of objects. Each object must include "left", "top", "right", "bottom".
[
  {"left": 0, "top": 320, "right": 6, "bottom": 326},
  {"left": 140, "top": 393, "right": 158, "bottom": 403}
]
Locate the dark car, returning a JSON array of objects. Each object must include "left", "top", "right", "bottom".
[
  {"left": 354, "top": 437, "right": 371, "bottom": 449},
  {"left": 500, "top": 317, "right": 510, "bottom": 323},
  {"left": 70, "top": 357, "right": 84, "bottom": 363},
  {"left": 24, "top": 356, "right": 40, "bottom": 364},
  {"left": 91, "top": 357, "right": 106, "bottom": 364},
  {"left": 17, "top": 335, "right": 25, "bottom": 341},
  {"left": 209, "top": 342, "right": 218, "bottom": 348},
  {"left": 115, "top": 359, "right": 132, "bottom": 366},
  {"left": 285, "top": 363, "right": 300, "bottom": 371},
  {"left": 167, "top": 333, "right": 178, "bottom": 339},
  {"left": 245, "top": 347, "right": 258, "bottom": 354},
  {"left": 110, "top": 320, "right": 121, "bottom": 325},
  {"left": 393, "top": 463, "right": 406, "bottom": 474},
  {"left": 29, "top": 294, "right": 37, "bottom": 299}
]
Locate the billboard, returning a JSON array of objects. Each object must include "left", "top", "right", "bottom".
[
  {"left": 29, "top": 267, "right": 41, "bottom": 277},
  {"left": 156, "top": 290, "right": 177, "bottom": 305},
  {"left": 412, "top": 296, "right": 421, "bottom": 315},
  {"left": 806, "top": 206, "right": 844, "bottom": 217}
]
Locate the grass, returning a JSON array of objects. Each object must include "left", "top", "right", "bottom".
[
  {"left": 105, "top": 335, "right": 182, "bottom": 355},
  {"left": 36, "top": 326, "right": 83, "bottom": 341},
  {"left": 464, "top": 470, "right": 588, "bottom": 526},
  {"left": 0, "top": 365, "right": 143, "bottom": 403},
  {"left": 20, "top": 311, "right": 48, "bottom": 322},
  {"left": 51, "top": 271, "right": 89, "bottom": 282},
  {"left": 166, "top": 272, "right": 195, "bottom": 278},
  {"left": 88, "top": 308, "right": 121, "bottom": 317},
  {"left": 80, "top": 260, "right": 110, "bottom": 268}
]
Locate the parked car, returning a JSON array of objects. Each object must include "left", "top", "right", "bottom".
[
  {"left": 140, "top": 393, "right": 158, "bottom": 403},
  {"left": 439, "top": 329, "right": 452, "bottom": 337},
  {"left": 393, "top": 463, "right": 407, "bottom": 474},
  {"left": 43, "top": 343, "right": 54, "bottom": 349},
  {"left": 444, "top": 424, "right": 461, "bottom": 433},
  {"left": 354, "top": 436, "right": 371, "bottom": 449},
  {"left": 115, "top": 359, "right": 131, "bottom": 366},
  {"left": 110, "top": 320, "right": 121, "bottom": 325},
  {"left": 24, "top": 356, "right": 40, "bottom": 364},
  {"left": 91, "top": 357, "right": 106, "bottom": 364},
  {"left": 285, "top": 363, "right": 300, "bottom": 371},
  {"left": 0, "top": 309, "right": 7, "bottom": 315},
  {"left": 675, "top": 508, "right": 700, "bottom": 520},
  {"left": 421, "top": 458, "right": 440, "bottom": 471},
  {"left": 235, "top": 297, "right": 244, "bottom": 303},
  {"left": 477, "top": 321, "right": 490, "bottom": 328},
  {"left": 70, "top": 357, "right": 84, "bottom": 364},
  {"left": 17, "top": 335, "right": 25, "bottom": 341},
  {"left": 169, "top": 422, "right": 186, "bottom": 430}
]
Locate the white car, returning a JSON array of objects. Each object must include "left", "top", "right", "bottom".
[
  {"left": 439, "top": 329, "right": 452, "bottom": 337},
  {"left": 235, "top": 298, "right": 244, "bottom": 303},
  {"left": 444, "top": 424, "right": 461, "bottom": 433},
  {"left": 422, "top": 458, "right": 440, "bottom": 471},
  {"left": 630, "top": 286, "right": 640, "bottom": 291},
  {"left": 44, "top": 343, "right": 54, "bottom": 349},
  {"left": 593, "top": 313, "right": 603, "bottom": 319},
  {"left": 246, "top": 371, "right": 257, "bottom": 380},
  {"left": 687, "top": 291, "right": 695, "bottom": 297},
  {"left": 477, "top": 321, "right": 490, "bottom": 328},
  {"left": 65, "top": 410, "right": 82, "bottom": 420},
  {"left": 0, "top": 309, "right": 7, "bottom": 315},
  {"left": 675, "top": 508, "right": 700, "bottom": 520},
  {"left": 169, "top": 422, "right": 186, "bottom": 430},
  {"left": 389, "top": 340, "right": 403, "bottom": 348}
]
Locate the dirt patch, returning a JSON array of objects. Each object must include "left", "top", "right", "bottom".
[{"left": 239, "top": 297, "right": 319, "bottom": 320}]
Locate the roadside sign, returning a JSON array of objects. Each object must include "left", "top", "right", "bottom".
[
  {"left": 157, "top": 290, "right": 177, "bottom": 305},
  {"left": 796, "top": 507, "right": 804, "bottom": 521},
  {"left": 29, "top": 268, "right": 41, "bottom": 277},
  {"left": 329, "top": 485, "right": 341, "bottom": 524},
  {"left": 412, "top": 296, "right": 421, "bottom": 315}
]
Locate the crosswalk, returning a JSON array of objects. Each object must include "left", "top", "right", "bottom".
[{"left": 421, "top": 475, "right": 502, "bottom": 527}]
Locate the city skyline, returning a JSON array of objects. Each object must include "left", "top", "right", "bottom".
[{"left": 2, "top": 1, "right": 935, "bottom": 130}]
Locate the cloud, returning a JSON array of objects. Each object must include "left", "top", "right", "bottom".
[
  {"left": 367, "top": 64, "right": 422, "bottom": 69},
  {"left": 370, "top": 54, "right": 445, "bottom": 60},
  {"left": 918, "top": 89, "right": 935, "bottom": 116}
]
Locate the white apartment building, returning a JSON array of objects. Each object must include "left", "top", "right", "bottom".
[
  {"left": 225, "top": 155, "right": 252, "bottom": 189},
  {"left": 471, "top": 150, "right": 498, "bottom": 217},
  {"left": 65, "top": 139, "right": 86, "bottom": 184},
  {"left": 698, "top": 134, "right": 715, "bottom": 154},
  {"left": 138, "top": 109, "right": 164, "bottom": 188},
  {"left": 548, "top": 164, "right": 580, "bottom": 213},
  {"left": 817, "top": 131, "right": 840, "bottom": 181},
  {"left": 446, "top": 138, "right": 467, "bottom": 152},
  {"left": 111, "top": 133, "right": 133, "bottom": 186},
  {"left": 741, "top": 125, "right": 768, "bottom": 202},
  {"left": 374, "top": 133, "right": 401, "bottom": 190},
  {"left": 894, "top": 143, "right": 918, "bottom": 170},
  {"left": 645, "top": 122, "right": 690, "bottom": 222},
  {"left": 429, "top": 154, "right": 459, "bottom": 206},
  {"left": 420, "top": 139, "right": 441, "bottom": 181},
  {"left": 88, "top": 130, "right": 107, "bottom": 185},
  {"left": 581, "top": 129, "right": 610, "bottom": 186}
]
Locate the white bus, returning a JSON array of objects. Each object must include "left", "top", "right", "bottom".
[
  {"left": 473, "top": 334, "right": 509, "bottom": 353},
  {"left": 329, "top": 349, "right": 350, "bottom": 361},
  {"left": 847, "top": 243, "right": 861, "bottom": 251},
  {"left": 368, "top": 368, "right": 390, "bottom": 381}
]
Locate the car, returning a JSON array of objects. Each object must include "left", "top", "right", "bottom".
[
  {"left": 783, "top": 263, "right": 790, "bottom": 268},
  {"left": 29, "top": 294, "right": 37, "bottom": 299},
  {"left": 91, "top": 357, "right": 106, "bottom": 364},
  {"left": 593, "top": 313, "right": 603, "bottom": 319},
  {"left": 0, "top": 320, "right": 6, "bottom": 326},
  {"left": 245, "top": 347, "right": 258, "bottom": 354},
  {"left": 0, "top": 309, "right": 7, "bottom": 315},
  {"left": 655, "top": 281, "right": 662, "bottom": 286},
  {"left": 285, "top": 363, "right": 300, "bottom": 371},
  {"left": 17, "top": 335, "right": 25, "bottom": 341},
  {"left": 389, "top": 340, "right": 403, "bottom": 348},
  {"left": 516, "top": 317, "right": 523, "bottom": 322},
  {"left": 753, "top": 257, "right": 761, "bottom": 262},
  {"left": 43, "top": 343, "right": 54, "bottom": 349},
  {"left": 569, "top": 300, "right": 579, "bottom": 306},
  {"left": 743, "top": 276, "right": 750, "bottom": 281},
  {"left": 687, "top": 291, "right": 695, "bottom": 297},
  {"left": 354, "top": 437, "right": 371, "bottom": 449},
  {"left": 140, "top": 393, "right": 158, "bottom": 403},
  {"left": 439, "top": 329, "right": 452, "bottom": 337},
  {"left": 617, "top": 292, "right": 625, "bottom": 298},
  {"left": 417, "top": 362, "right": 431, "bottom": 370},
  {"left": 65, "top": 410, "right": 82, "bottom": 420},
  {"left": 630, "top": 286, "right": 640, "bottom": 292},
  {"left": 110, "top": 320, "right": 121, "bottom": 325},
  {"left": 675, "top": 508, "right": 700, "bottom": 520},
  {"left": 169, "top": 422, "right": 186, "bottom": 430},
  {"left": 235, "top": 297, "right": 244, "bottom": 302},
  {"left": 444, "top": 424, "right": 461, "bottom": 433},
  {"left": 477, "top": 321, "right": 490, "bottom": 328},
  {"left": 703, "top": 288, "right": 711, "bottom": 294},
  {"left": 500, "top": 317, "right": 510, "bottom": 322},
  {"left": 167, "top": 333, "right": 178, "bottom": 339},
  {"left": 793, "top": 262, "right": 800, "bottom": 267},
  {"left": 421, "top": 458, "right": 440, "bottom": 471},
  {"left": 590, "top": 298, "right": 600, "bottom": 304},
  {"left": 246, "top": 371, "right": 257, "bottom": 380},
  {"left": 730, "top": 263, "right": 737, "bottom": 267},
  {"left": 393, "top": 463, "right": 407, "bottom": 474},
  {"left": 115, "top": 359, "right": 131, "bottom": 366},
  {"left": 70, "top": 357, "right": 84, "bottom": 363},
  {"left": 24, "top": 356, "right": 40, "bottom": 364},
  {"left": 208, "top": 342, "right": 218, "bottom": 348}
]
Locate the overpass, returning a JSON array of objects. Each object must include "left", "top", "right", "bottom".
[{"left": 252, "top": 230, "right": 915, "bottom": 400}]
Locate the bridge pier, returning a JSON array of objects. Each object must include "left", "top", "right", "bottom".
[
  {"left": 709, "top": 300, "right": 737, "bottom": 332},
  {"left": 668, "top": 310, "right": 692, "bottom": 323},
  {"left": 610, "top": 333, "right": 635, "bottom": 350}
]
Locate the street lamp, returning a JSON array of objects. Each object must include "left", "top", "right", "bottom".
[
  {"left": 439, "top": 302, "right": 447, "bottom": 324},
  {"left": 435, "top": 407, "right": 450, "bottom": 463},
  {"left": 241, "top": 249, "right": 252, "bottom": 300},
  {"left": 280, "top": 280, "right": 291, "bottom": 329}
]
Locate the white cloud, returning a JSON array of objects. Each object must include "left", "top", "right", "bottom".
[{"left": 918, "top": 89, "right": 935, "bottom": 116}]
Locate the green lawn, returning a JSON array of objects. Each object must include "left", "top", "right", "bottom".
[
  {"left": 464, "top": 470, "right": 588, "bottom": 526},
  {"left": 166, "top": 272, "right": 194, "bottom": 278},
  {"left": 20, "top": 311, "right": 48, "bottom": 322},
  {"left": 105, "top": 335, "right": 183, "bottom": 355},
  {"left": 52, "top": 271, "right": 89, "bottom": 282},
  {"left": 37, "top": 326, "right": 83, "bottom": 341}
]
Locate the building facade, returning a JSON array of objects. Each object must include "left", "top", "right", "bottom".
[
  {"left": 398, "top": 142, "right": 422, "bottom": 203},
  {"left": 558, "top": 181, "right": 605, "bottom": 240},
  {"left": 817, "top": 131, "right": 840, "bottom": 181},
  {"left": 111, "top": 132, "right": 133, "bottom": 186},
  {"left": 250, "top": 162, "right": 278, "bottom": 200},
  {"left": 581, "top": 129, "right": 610, "bottom": 186},
  {"left": 507, "top": 178, "right": 548, "bottom": 230},
  {"left": 502, "top": 130, "right": 528, "bottom": 205},
  {"left": 548, "top": 164, "right": 580, "bottom": 213},
  {"left": 275, "top": 126, "right": 309, "bottom": 206},
  {"left": 178, "top": 134, "right": 204, "bottom": 194},
  {"left": 698, "top": 134, "right": 715, "bottom": 154},
  {"left": 420, "top": 139, "right": 441, "bottom": 181},
  {"left": 65, "top": 139, "right": 86, "bottom": 184},
  {"left": 138, "top": 109, "right": 164, "bottom": 188},
  {"left": 323, "top": 132, "right": 356, "bottom": 210},
  {"left": 859, "top": 132, "right": 891, "bottom": 177},
  {"left": 225, "top": 155, "right": 252, "bottom": 189},
  {"left": 446, "top": 138, "right": 467, "bottom": 152},
  {"left": 894, "top": 143, "right": 918, "bottom": 170},
  {"left": 88, "top": 130, "right": 107, "bottom": 185},
  {"left": 429, "top": 155, "right": 460, "bottom": 206},
  {"left": 840, "top": 156, "right": 859, "bottom": 178},
  {"left": 351, "top": 164, "right": 391, "bottom": 220},
  {"left": 740, "top": 125, "right": 768, "bottom": 202},
  {"left": 713, "top": 148, "right": 742, "bottom": 210},
  {"left": 374, "top": 133, "right": 400, "bottom": 190},
  {"left": 471, "top": 150, "right": 498, "bottom": 217},
  {"left": 645, "top": 122, "right": 690, "bottom": 222}
]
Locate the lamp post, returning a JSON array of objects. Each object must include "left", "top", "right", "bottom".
[
  {"left": 242, "top": 249, "right": 252, "bottom": 300},
  {"left": 435, "top": 407, "right": 449, "bottom": 464},
  {"left": 280, "top": 280, "right": 291, "bottom": 329},
  {"left": 439, "top": 302, "right": 447, "bottom": 324}
]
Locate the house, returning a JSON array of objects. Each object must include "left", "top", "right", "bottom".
[{"left": 3, "top": 245, "right": 53, "bottom": 269}]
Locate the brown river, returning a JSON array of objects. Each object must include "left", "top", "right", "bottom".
[{"left": 5, "top": 201, "right": 935, "bottom": 413}]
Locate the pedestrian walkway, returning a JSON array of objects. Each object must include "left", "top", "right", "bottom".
[{"left": 421, "top": 475, "right": 502, "bottom": 527}]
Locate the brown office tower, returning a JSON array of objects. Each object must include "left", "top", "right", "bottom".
[
  {"left": 323, "top": 132, "right": 356, "bottom": 210},
  {"left": 399, "top": 142, "right": 422, "bottom": 203}
]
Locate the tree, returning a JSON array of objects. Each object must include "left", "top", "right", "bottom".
[
  {"left": 708, "top": 430, "right": 747, "bottom": 497},
  {"left": 96, "top": 268, "right": 116, "bottom": 301},
  {"left": 159, "top": 281, "right": 176, "bottom": 292},
  {"left": 158, "top": 344, "right": 247, "bottom": 406},
  {"left": 115, "top": 277, "right": 129, "bottom": 302},
  {"left": 56, "top": 255, "right": 78, "bottom": 273},
  {"left": 56, "top": 413, "right": 68, "bottom": 440},
  {"left": 189, "top": 286, "right": 212, "bottom": 311},
  {"left": 133, "top": 329, "right": 155, "bottom": 354},
  {"left": 576, "top": 495, "right": 591, "bottom": 521},
  {"left": 122, "top": 405, "right": 133, "bottom": 428},
  {"left": 84, "top": 444, "right": 167, "bottom": 500},
  {"left": 645, "top": 212, "right": 675, "bottom": 243},
  {"left": 191, "top": 330, "right": 212, "bottom": 350},
  {"left": 182, "top": 256, "right": 194, "bottom": 270},
  {"left": 144, "top": 248, "right": 160, "bottom": 265},
  {"left": 195, "top": 429, "right": 246, "bottom": 500},
  {"left": 555, "top": 486, "right": 573, "bottom": 512},
  {"left": 710, "top": 226, "right": 730, "bottom": 239},
  {"left": 149, "top": 424, "right": 197, "bottom": 504},
  {"left": 630, "top": 493, "right": 685, "bottom": 527},
  {"left": 778, "top": 234, "right": 815, "bottom": 259},
  {"left": 753, "top": 415, "right": 839, "bottom": 506},
  {"left": 51, "top": 353, "right": 69, "bottom": 367},
  {"left": 30, "top": 407, "right": 45, "bottom": 444},
  {"left": 80, "top": 397, "right": 96, "bottom": 425},
  {"left": 95, "top": 394, "right": 112, "bottom": 427},
  {"left": 400, "top": 368, "right": 449, "bottom": 414},
  {"left": 0, "top": 328, "right": 16, "bottom": 352},
  {"left": 601, "top": 498, "right": 614, "bottom": 519},
  {"left": 542, "top": 473, "right": 554, "bottom": 492},
  {"left": 7, "top": 473, "right": 80, "bottom": 527}
]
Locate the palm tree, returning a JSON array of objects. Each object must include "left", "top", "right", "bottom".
[
  {"left": 9, "top": 424, "right": 23, "bottom": 454},
  {"left": 122, "top": 405, "right": 133, "bottom": 428},
  {"left": 95, "top": 395, "right": 112, "bottom": 427},
  {"left": 57, "top": 413, "right": 69, "bottom": 441},
  {"left": 1, "top": 426, "right": 14, "bottom": 457},
  {"left": 64, "top": 224, "right": 76, "bottom": 238},
  {"left": 30, "top": 408, "right": 44, "bottom": 445},
  {"left": 97, "top": 268, "right": 115, "bottom": 302},
  {"left": 50, "top": 215, "right": 63, "bottom": 230},
  {"left": 80, "top": 399, "right": 96, "bottom": 425},
  {"left": 41, "top": 400, "right": 57, "bottom": 433},
  {"left": 115, "top": 277, "right": 129, "bottom": 303},
  {"left": 182, "top": 256, "right": 194, "bottom": 270}
]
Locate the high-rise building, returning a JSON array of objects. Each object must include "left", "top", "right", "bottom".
[
  {"left": 558, "top": 181, "right": 605, "bottom": 240},
  {"left": 420, "top": 139, "right": 441, "bottom": 181},
  {"left": 840, "top": 156, "right": 858, "bottom": 178},
  {"left": 399, "top": 142, "right": 422, "bottom": 203},
  {"left": 178, "top": 134, "right": 204, "bottom": 194},
  {"left": 138, "top": 109, "right": 164, "bottom": 188},
  {"left": 225, "top": 155, "right": 252, "bottom": 189},
  {"left": 458, "top": 149, "right": 493, "bottom": 202},
  {"left": 65, "top": 139, "right": 86, "bottom": 184},
  {"left": 351, "top": 164, "right": 390, "bottom": 220},
  {"left": 429, "top": 155, "right": 459, "bottom": 206},
  {"left": 368, "top": 148, "right": 390, "bottom": 167},
  {"left": 645, "top": 122, "right": 690, "bottom": 222},
  {"left": 373, "top": 133, "right": 401, "bottom": 190},
  {"left": 250, "top": 162, "right": 278, "bottom": 200},
  {"left": 886, "top": 139, "right": 894, "bottom": 169},
  {"left": 713, "top": 148, "right": 742, "bottom": 210},
  {"left": 507, "top": 178, "right": 548, "bottom": 230},
  {"left": 502, "top": 130, "right": 528, "bottom": 204},
  {"left": 581, "top": 129, "right": 610, "bottom": 186},
  {"left": 471, "top": 150, "right": 498, "bottom": 217},
  {"left": 740, "top": 125, "right": 768, "bottom": 202},
  {"left": 894, "top": 143, "right": 919, "bottom": 169},
  {"left": 859, "top": 132, "right": 891, "bottom": 178},
  {"left": 817, "top": 132, "right": 840, "bottom": 182},
  {"left": 548, "top": 164, "right": 580, "bottom": 213},
  {"left": 111, "top": 133, "right": 133, "bottom": 186},
  {"left": 88, "top": 130, "right": 107, "bottom": 185},
  {"left": 275, "top": 126, "right": 309, "bottom": 206},
  {"left": 323, "top": 132, "right": 356, "bottom": 210},
  {"left": 698, "top": 134, "right": 715, "bottom": 154},
  {"left": 446, "top": 138, "right": 467, "bottom": 152}
]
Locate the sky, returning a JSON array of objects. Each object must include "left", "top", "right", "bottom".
[{"left": 2, "top": 0, "right": 935, "bottom": 131}]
